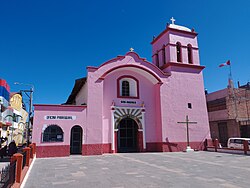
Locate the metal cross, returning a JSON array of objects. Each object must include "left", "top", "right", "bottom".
[
  {"left": 170, "top": 17, "right": 176, "bottom": 25},
  {"left": 177, "top": 115, "right": 197, "bottom": 147},
  {"left": 130, "top": 47, "right": 134, "bottom": 52}
]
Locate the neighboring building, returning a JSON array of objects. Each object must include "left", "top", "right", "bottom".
[
  {"left": 33, "top": 19, "right": 211, "bottom": 158},
  {"left": 0, "top": 79, "right": 11, "bottom": 145},
  {"left": 0, "top": 79, "right": 29, "bottom": 146},
  {"left": 206, "top": 81, "right": 250, "bottom": 146},
  {"left": 9, "top": 93, "right": 28, "bottom": 145}
]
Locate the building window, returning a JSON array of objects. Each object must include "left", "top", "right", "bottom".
[
  {"left": 155, "top": 53, "right": 159, "bottom": 67},
  {"left": 176, "top": 42, "right": 182, "bottom": 62},
  {"left": 42, "top": 125, "right": 64, "bottom": 142},
  {"left": 117, "top": 76, "right": 139, "bottom": 99},
  {"left": 162, "top": 45, "right": 166, "bottom": 64},
  {"left": 187, "top": 44, "right": 193, "bottom": 64},
  {"left": 122, "top": 81, "right": 130, "bottom": 96}
]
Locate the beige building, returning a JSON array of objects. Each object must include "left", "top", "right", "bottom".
[
  {"left": 9, "top": 93, "right": 28, "bottom": 145},
  {"left": 206, "top": 82, "right": 250, "bottom": 146}
]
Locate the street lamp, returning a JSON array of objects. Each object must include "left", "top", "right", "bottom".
[{"left": 14, "top": 82, "right": 34, "bottom": 146}]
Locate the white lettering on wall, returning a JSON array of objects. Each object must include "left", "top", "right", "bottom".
[{"left": 44, "top": 115, "right": 76, "bottom": 120}]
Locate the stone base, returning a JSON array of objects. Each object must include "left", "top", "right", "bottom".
[{"left": 185, "top": 146, "right": 194, "bottom": 152}]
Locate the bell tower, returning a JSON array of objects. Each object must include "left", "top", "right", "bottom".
[{"left": 151, "top": 17, "right": 202, "bottom": 72}]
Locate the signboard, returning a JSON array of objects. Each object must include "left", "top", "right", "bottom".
[
  {"left": 121, "top": 100, "right": 136, "bottom": 104},
  {"left": 44, "top": 115, "right": 76, "bottom": 120}
]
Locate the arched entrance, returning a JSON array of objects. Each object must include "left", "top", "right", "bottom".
[
  {"left": 117, "top": 118, "right": 138, "bottom": 153},
  {"left": 70, "top": 125, "right": 82, "bottom": 154}
]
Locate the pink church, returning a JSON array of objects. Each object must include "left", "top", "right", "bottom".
[{"left": 33, "top": 20, "right": 211, "bottom": 158}]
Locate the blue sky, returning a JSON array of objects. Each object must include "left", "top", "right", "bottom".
[{"left": 1, "top": 0, "right": 250, "bottom": 105}]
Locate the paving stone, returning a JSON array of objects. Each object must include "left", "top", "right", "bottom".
[{"left": 24, "top": 152, "right": 250, "bottom": 188}]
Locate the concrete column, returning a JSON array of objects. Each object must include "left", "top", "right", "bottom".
[
  {"left": 243, "top": 140, "right": 249, "bottom": 155},
  {"left": 141, "top": 109, "right": 146, "bottom": 150},
  {"left": 23, "top": 147, "right": 31, "bottom": 166},
  {"left": 214, "top": 139, "right": 219, "bottom": 152},
  {"left": 32, "top": 143, "right": 36, "bottom": 154},
  {"left": 111, "top": 107, "right": 115, "bottom": 153},
  {"left": 29, "top": 144, "right": 34, "bottom": 158},
  {"left": 11, "top": 153, "right": 23, "bottom": 183}
]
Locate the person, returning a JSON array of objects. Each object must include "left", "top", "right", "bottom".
[
  {"left": 0, "top": 145, "right": 7, "bottom": 158},
  {"left": 0, "top": 136, "right": 7, "bottom": 147},
  {"left": 8, "top": 140, "right": 17, "bottom": 156}
]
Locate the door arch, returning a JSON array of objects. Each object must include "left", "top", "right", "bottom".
[
  {"left": 117, "top": 118, "right": 138, "bottom": 153},
  {"left": 70, "top": 125, "right": 83, "bottom": 154}
]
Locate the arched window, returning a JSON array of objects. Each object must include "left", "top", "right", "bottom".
[
  {"left": 176, "top": 42, "right": 182, "bottom": 62},
  {"left": 122, "top": 81, "right": 130, "bottom": 96},
  {"left": 155, "top": 53, "right": 159, "bottom": 67},
  {"left": 162, "top": 45, "right": 166, "bottom": 64},
  {"left": 42, "top": 125, "right": 64, "bottom": 142},
  {"left": 117, "top": 76, "right": 139, "bottom": 98},
  {"left": 187, "top": 44, "right": 193, "bottom": 64}
]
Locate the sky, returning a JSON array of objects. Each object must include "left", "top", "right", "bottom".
[{"left": 1, "top": 0, "right": 250, "bottom": 105}]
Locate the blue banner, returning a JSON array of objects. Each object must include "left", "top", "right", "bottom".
[{"left": 0, "top": 86, "right": 10, "bottom": 101}]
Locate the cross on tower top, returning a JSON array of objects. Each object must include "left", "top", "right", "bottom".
[{"left": 170, "top": 17, "right": 176, "bottom": 25}]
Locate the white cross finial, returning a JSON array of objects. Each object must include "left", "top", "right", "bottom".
[
  {"left": 170, "top": 17, "right": 175, "bottom": 25},
  {"left": 130, "top": 47, "right": 134, "bottom": 52}
]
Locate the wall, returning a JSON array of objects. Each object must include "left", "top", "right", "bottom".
[
  {"left": 161, "top": 70, "right": 210, "bottom": 149},
  {"left": 33, "top": 104, "right": 86, "bottom": 157}
]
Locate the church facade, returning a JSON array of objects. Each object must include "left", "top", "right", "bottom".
[{"left": 33, "top": 20, "right": 211, "bottom": 158}]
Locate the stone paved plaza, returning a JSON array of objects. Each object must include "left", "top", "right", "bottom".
[{"left": 23, "top": 152, "right": 250, "bottom": 188}]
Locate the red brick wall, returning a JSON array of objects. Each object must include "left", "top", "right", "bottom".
[
  {"left": 146, "top": 142, "right": 163, "bottom": 152},
  {"left": 102, "top": 143, "right": 112, "bottom": 153},
  {"left": 162, "top": 141, "right": 206, "bottom": 152},
  {"left": 36, "top": 141, "right": 207, "bottom": 158},
  {"left": 82, "top": 144, "right": 107, "bottom": 155},
  {"left": 137, "top": 132, "right": 144, "bottom": 152},
  {"left": 36, "top": 145, "right": 70, "bottom": 158}
]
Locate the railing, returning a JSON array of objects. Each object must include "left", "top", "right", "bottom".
[
  {"left": 0, "top": 160, "right": 16, "bottom": 188},
  {"left": 30, "top": 147, "right": 33, "bottom": 158},
  {"left": 0, "top": 143, "right": 37, "bottom": 187},
  {"left": 22, "top": 151, "right": 27, "bottom": 169}
]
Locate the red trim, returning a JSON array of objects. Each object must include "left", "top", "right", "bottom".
[
  {"left": 160, "top": 62, "right": 205, "bottom": 70},
  {"left": 82, "top": 144, "right": 104, "bottom": 155},
  {"left": 99, "top": 64, "right": 163, "bottom": 84},
  {"left": 99, "top": 56, "right": 126, "bottom": 68},
  {"left": 137, "top": 131, "right": 144, "bottom": 152},
  {"left": 34, "top": 104, "right": 87, "bottom": 108},
  {"left": 36, "top": 145, "right": 70, "bottom": 158},
  {"left": 87, "top": 66, "right": 98, "bottom": 71},
  {"left": 151, "top": 26, "right": 198, "bottom": 45},
  {"left": 117, "top": 75, "right": 139, "bottom": 99}
]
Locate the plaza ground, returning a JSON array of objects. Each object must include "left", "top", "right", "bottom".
[{"left": 23, "top": 151, "right": 250, "bottom": 188}]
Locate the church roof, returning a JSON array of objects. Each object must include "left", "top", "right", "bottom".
[
  {"left": 168, "top": 23, "right": 191, "bottom": 32},
  {"left": 65, "top": 77, "right": 87, "bottom": 105}
]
